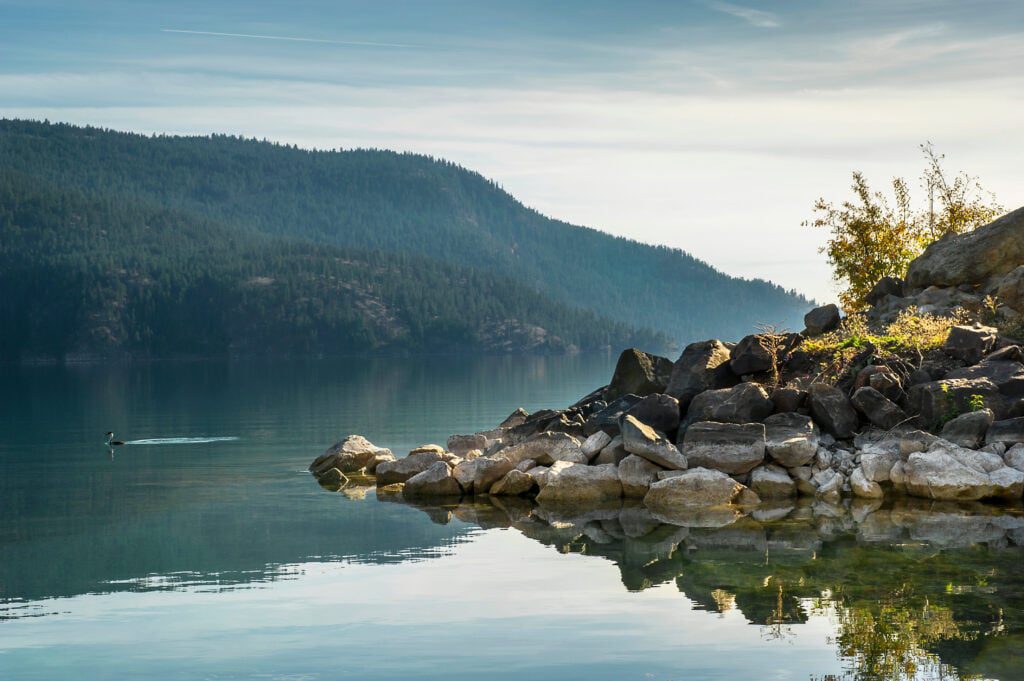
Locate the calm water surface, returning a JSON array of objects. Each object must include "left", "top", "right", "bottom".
[{"left": 1, "top": 357, "right": 1023, "bottom": 680}]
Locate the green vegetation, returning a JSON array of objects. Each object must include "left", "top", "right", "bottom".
[
  {"left": 806, "top": 144, "right": 1002, "bottom": 311},
  {"left": 0, "top": 118, "right": 812, "bottom": 360}
]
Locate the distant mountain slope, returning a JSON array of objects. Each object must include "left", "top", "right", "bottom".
[
  {"left": 0, "top": 119, "right": 813, "bottom": 347},
  {"left": 0, "top": 170, "right": 666, "bottom": 360}
]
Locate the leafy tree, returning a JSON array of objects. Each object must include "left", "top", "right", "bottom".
[{"left": 807, "top": 143, "right": 1002, "bottom": 311}]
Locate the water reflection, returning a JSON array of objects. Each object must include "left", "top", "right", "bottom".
[{"left": 356, "top": 492, "right": 1024, "bottom": 681}]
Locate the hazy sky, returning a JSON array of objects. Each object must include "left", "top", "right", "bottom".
[{"left": 4, "top": 0, "right": 1023, "bottom": 301}]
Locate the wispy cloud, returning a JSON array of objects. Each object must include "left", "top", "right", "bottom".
[
  {"left": 708, "top": 2, "right": 781, "bottom": 28},
  {"left": 160, "top": 29, "right": 422, "bottom": 49}
]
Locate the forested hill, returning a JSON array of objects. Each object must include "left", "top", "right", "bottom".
[{"left": 0, "top": 119, "right": 812, "bottom": 360}]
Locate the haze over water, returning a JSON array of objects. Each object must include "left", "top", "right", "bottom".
[{"left": 1, "top": 358, "right": 1022, "bottom": 680}]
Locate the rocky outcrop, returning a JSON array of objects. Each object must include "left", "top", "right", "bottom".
[
  {"left": 315, "top": 208, "right": 1024, "bottom": 512},
  {"left": 905, "top": 205, "right": 1024, "bottom": 289}
]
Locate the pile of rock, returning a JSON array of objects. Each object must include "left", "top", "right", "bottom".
[
  {"left": 867, "top": 206, "right": 1024, "bottom": 323},
  {"left": 310, "top": 207, "right": 1024, "bottom": 510}
]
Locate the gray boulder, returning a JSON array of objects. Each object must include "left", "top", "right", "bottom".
[
  {"left": 940, "top": 409, "right": 994, "bottom": 448},
  {"left": 447, "top": 433, "right": 488, "bottom": 457},
  {"left": 804, "top": 304, "right": 841, "bottom": 336},
  {"left": 730, "top": 334, "right": 775, "bottom": 375},
  {"left": 849, "top": 467, "right": 884, "bottom": 499},
  {"left": 944, "top": 325, "right": 998, "bottom": 365},
  {"left": 605, "top": 348, "right": 673, "bottom": 400},
  {"left": 990, "top": 466, "right": 1024, "bottom": 499},
  {"left": 763, "top": 412, "right": 819, "bottom": 467},
  {"left": 619, "top": 454, "right": 664, "bottom": 498},
  {"left": 310, "top": 434, "right": 394, "bottom": 476},
  {"left": 865, "top": 276, "right": 904, "bottom": 305},
  {"left": 681, "top": 421, "right": 765, "bottom": 475},
  {"left": 375, "top": 451, "right": 445, "bottom": 486},
  {"left": 665, "top": 339, "right": 736, "bottom": 408},
  {"left": 986, "top": 417, "right": 1024, "bottom": 445},
  {"left": 685, "top": 382, "right": 773, "bottom": 426},
  {"left": 905, "top": 206, "right": 1024, "bottom": 289},
  {"left": 620, "top": 415, "right": 688, "bottom": 470},
  {"left": 1005, "top": 443, "right": 1024, "bottom": 471},
  {"left": 498, "top": 432, "right": 584, "bottom": 466},
  {"left": 996, "top": 265, "right": 1024, "bottom": 313},
  {"left": 583, "top": 394, "right": 642, "bottom": 436},
  {"left": 851, "top": 386, "right": 908, "bottom": 430},
  {"left": 489, "top": 469, "right": 536, "bottom": 496},
  {"left": 808, "top": 384, "right": 859, "bottom": 439},
  {"left": 643, "top": 467, "right": 746, "bottom": 510},
  {"left": 904, "top": 450, "right": 994, "bottom": 501},
  {"left": 403, "top": 461, "right": 463, "bottom": 497},
  {"left": 593, "top": 435, "right": 629, "bottom": 465},
  {"left": 536, "top": 462, "right": 623, "bottom": 505},
  {"left": 621, "top": 394, "right": 681, "bottom": 436},
  {"left": 947, "top": 361, "right": 1024, "bottom": 399},
  {"left": 906, "top": 378, "right": 1002, "bottom": 431},
  {"left": 770, "top": 386, "right": 806, "bottom": 413},
  {"left": 749, "top": 464, "right": 796, "bottom": 499},
  {"left": 470, "top": 456, "right": 517, "bottom": 494},
  {"left": 580, "top": 431, "right": 613, "bottom": 460}
]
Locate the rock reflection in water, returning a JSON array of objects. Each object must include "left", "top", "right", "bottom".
[{"left": 363, "top": 490, "right": 1024, "bottom": 681}]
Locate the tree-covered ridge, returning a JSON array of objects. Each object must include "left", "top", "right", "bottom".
[
  {"left": 0, "top": 119, "right": 813, "bottom": 344},
  {"left": 0, "top": 169, "right": 666, "bottom": 360}
]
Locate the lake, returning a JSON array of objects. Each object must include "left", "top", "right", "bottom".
[{"left": 1, "top": 357, "right": 1023, "bottom": 680}]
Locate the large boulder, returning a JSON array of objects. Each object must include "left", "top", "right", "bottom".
[
  {"left": 1006, "top": 443, "right": 1024, "bottom": 471},
  {"left": 470, "top": 456, "right": 517, "bottom": 494},
  {"left": 729, "top": 334, "right": 775, "bottom": 375},
  {"left": 375, "top": 451, "right": 445, "bottom": 486},
  {"left": 905, "top": 206, "right": 1024, "bottom": 289},
  {"left": 763, "top": 412, "right": 819, "bottom": 467},
  {"left": 489, "top": 469, "right": 536, "bottom": 496},
  {"left": 497, "top": 432, "right": 584, "bottom": 466},
  {"left": 749, "top": 464, "right": 796, "bottom": 499},
  {"left": 580, "top": 431, "right": 613, "bottom": 460},
  {"left": 904, "top": 450, "right": 994, "bottom": 501},
  {"left": 402, "top": 461, "right": 463, "bottom": 497},
  {"left": 940, "top": 409, "right": 994, "bottom": 448},
  {"left": 804, "top": 304, "right": 841, "bottom": 336},
  {"left": 808, "top": 384, "right": 859, "bottom": 439},
  {"left": 620, "top": 415, "right": 688, "bottom": 470},
  {"left": 621, "top": 394, "right": 681, "bottom": 436},
  {"left": 664, "top": 340, "right": 736, "bottom": 408},
  {"left": 619, "top": 454, "right": 664, "bottom": 498},
  {"left": 310, "top": 435, "right": 394, "bottom": 476},
  {"left": 906, "top": 378, "right": 1002, "bottom": 431},
  {"left": 605, "top": 348, "right": 673, "bottom": 400},
  {"left": 851, "top": 386, "right": 908, "bottom": 430},
  {"left": 593, "top": 435, "right": 629, "bottom": 465},
  {"left": 944, "top": 325, "right": 998, "bottom": 365},
  {"left": 681, "top": 421, "right": 765, "bottom": 475},
  {"left": 986, "top": 417, "right": 1024, "bottom": 446},
  {"left": 643, "top": 467, "right": 746, "bottom": 510},
  {"left": 990, "top": 466, "right": 1024, "bottom": 499},
  {"left": 866, "top": 276, "right": 904, "bottom": 305},
  {"left": 947, "top": 361, "right": 1024, "bottom": 399},
  {"left": 447, "top": 433, "right": 488, "bottom": 457},
  {"left": 685, "top": 383, "right": 773, "bottom": 426},
  {"left": 996, "top": 265, "right": 1024, "bottom": 313},
  {"left": 535, "top": 462, "right": 623, "bottom": 505}
]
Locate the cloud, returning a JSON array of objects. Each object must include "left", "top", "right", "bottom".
[
  {"left": 708, "top": 2, "right": 781, "bottom": 28},
  {"left": 160, "top": 29, "right": 422, "bottom": 49}
]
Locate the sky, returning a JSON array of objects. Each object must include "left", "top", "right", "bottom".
[{"left": 3, "top": 0, "right": 1023, "bottom": 302}]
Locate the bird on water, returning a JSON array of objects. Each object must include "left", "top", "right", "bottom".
[{"left": 105, "top": 432, "right": 126, "bottom": 446}]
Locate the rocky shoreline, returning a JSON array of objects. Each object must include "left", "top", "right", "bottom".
[{"left": 310, "top": 207, "right": 1024, "bottom": 513}]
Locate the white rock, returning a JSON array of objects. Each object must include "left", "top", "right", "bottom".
[
  {"left": 535, "top": 462, "right": 622, "bottom": 505},
  {"left": 621, "top": 415, "right": 688, "bottom": 469},
  {"left": 619, "top": 454, "right": 663, "bottom": 498},
  {"left": 904, "top": 451, "right": 994, "bottom": 501},
  {"left": 749, "top": 464, "right": 796, "bottom": 499},
  {"left": 850, "top": 468, "right": 884, "bottom": 499},
  {"left": 643, "top": 467, "right": 745, "bottom": 510}
]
